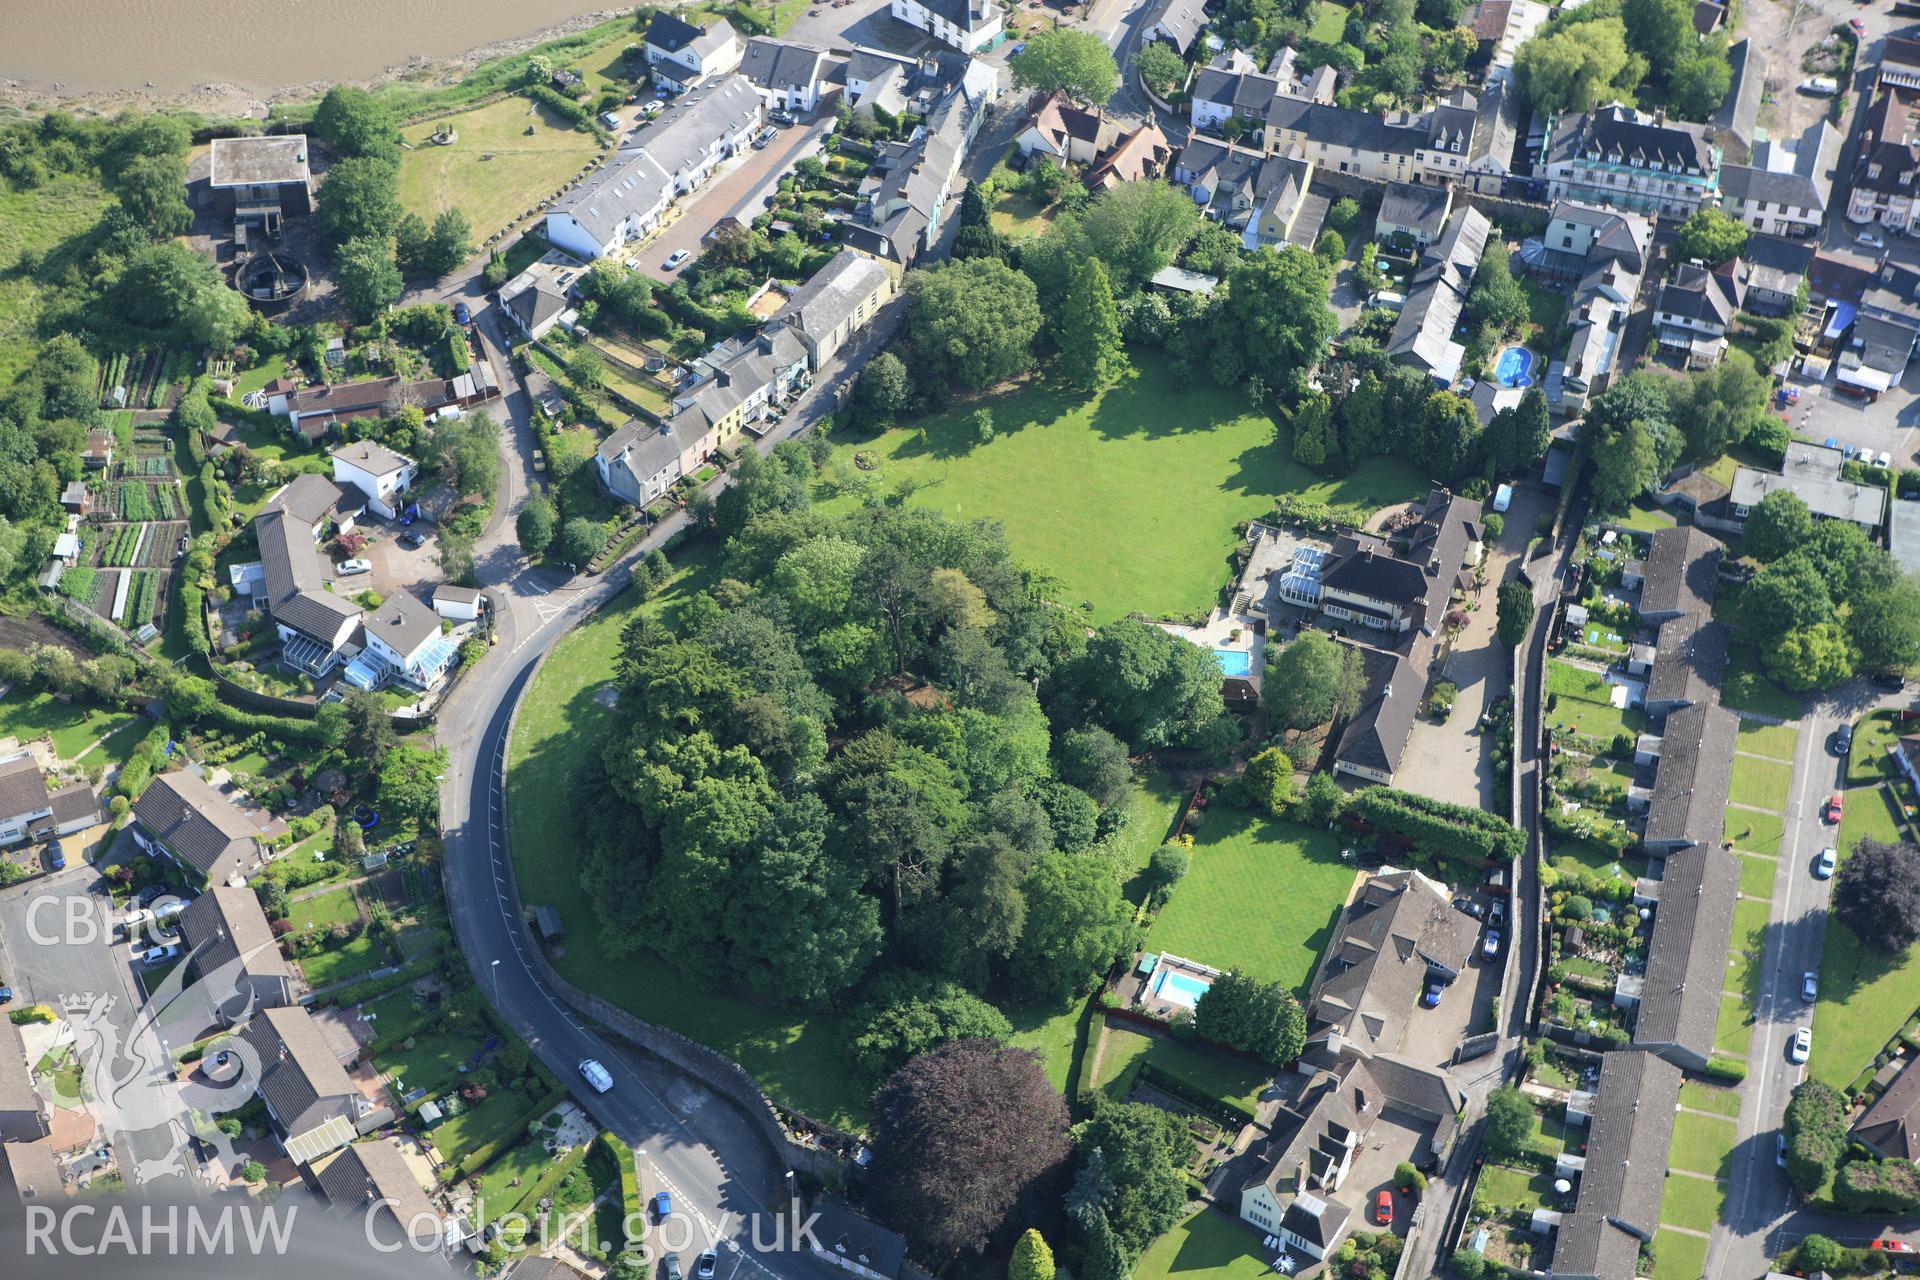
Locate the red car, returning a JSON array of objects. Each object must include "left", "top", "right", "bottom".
[
  {"left": 1374, "top": 1189, "right": 1394, "bottom": 1226},
  {"left": 1851, "top": 17, "right": 1868, "bottom": 34},
  {"left": 1824, "top": 794, "right": 1845, "bottom": 824},
  {"left": 1872, "top": 1240, "right": 1916, "bottom": 1254}
]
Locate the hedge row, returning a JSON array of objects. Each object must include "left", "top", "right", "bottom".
[
  {"left": 316, "top": 956, "right": 440, "bottom": 1008},
  {"left": 452, "top": 1086, "right": 569, "bottom": 1181},
  {"left": 1352, "top": 786, "right": 1524, "bottom": 861},
  {"left": 599, "top": 1131, "right": 642, "bottom": 1226},
  {"left": 1133, "top": 1060, "right": 1257, "bottom": 1128},
  {"left": 507, "top": 1137, "right": 591, "bottom": 1219},
  {"left": 1700, "top": 1054, "right": 1748, "bottom": 1083},
  {"left": 521, "top": 84, "right": 598, "bottom": 132},
  {"left": 1835, "top": 1156, "right": 1920, "bottom": 1214},
  {"left": 196, "top": 698, "right": 327, "bottom": 743}
]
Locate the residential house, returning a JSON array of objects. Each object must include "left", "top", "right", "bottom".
[
  {"left": 643, "top": 14, "right": 743, "bottom": 93},
  {"left": 1636, "top": 525, "right": 1721, "bottom": 623},
  {"left": 1085, "top": 121, "right": 1172, "bottom": 190},
  {"left": 1140, "top": 0, "right": 1206, "bottom": 55},
  {"left": 1264, "top": 92, "right": 1480, "bottom": 187},
  {"left": 1302, "top": 869, "right": 1480, "bottom": 1060},
  {"left": 889, "top": 0, "right": 1004, "bottom": 53},
  {"left": 1018, "top": 91, "right": 1115, "bottom": 165},
  {"left": 739, "top": 38, "right": 836, "bottom": 113},
  {"left": 0, "top": 1140, "right": 64, "bottom": 1203},
  {"left": 240, "top": 1006, "right": 387, "bottom": 1165},
  {"left": 844, "top": 49, "right": 914, "bottom": 118},
  {"left": 1740, "top": 235, "right": 1815, "bottom": 316},
  {"left": 1728, "top": 441, "right": 1887, "bottom": 532},
  {"left": 848, "top": 77, "right": 983, "bottom": 264},
  {"left": 668, "top": 327, "right": 810, "bottom": 447},
  {"left": 1273, "top": 489, "right": 1483, "bottom": 783},
  {"left": 1654, "top": 261, "right": 1742, "bottom": 368},
  {"left": 1190, "top": 67, "right": 1281, "bottom": 134},
  {"left": 1462, "top": 0, "right": 1549, "bottom": 68},
  {"left": 545, "top": 76, "right": 763, "bottom": 259},
  {"left": 1631, "top": 831, "right": 1740, "bottom": 1066},
  {"left": 1148, "top": 266, "right": 1219, "bottom": 295},
  {"left": 1854, "top": 1055, "right": 1920, "bottom": 1161},
  {"left": 1388, "top": 207, "right": 1491, "bottom": 386},
  {"left": 1238, "top": 1065, "right": 1372, "bottom": 1261},
  {"left": 0, "top": 1020, "right": 47, "bottom": 1144},
  {"left": 1375, "top": 181, "right": 1453, "bottom": 249},
  {"left": 0, "top": 753, "right": 98, "bottom": 847},
  {"left": 251, "top": 475, "right": 364, "bottom": 676},
  {"left": 596, "top": 416, "right": 708, "bottom": 509},
  {"left": 1542, "top": 105, "right": 1720, "bottom": 218},
  {"left": 177, "top": 884, "right": 295, "bottom": 1024},
  {"left": 1881, "top": 32, "right": 1920, "bottom": 91},
  {"left": 498, "top": 251, "right": 584, "bottom": 340},
  {"left": 1849, "top": 262, "right": 1920, "bottom": 392},
  {"left": 1172, "top": 134, "right": 1269, "bottom": 216},
  {"left": 1711, "top": 38, "right": 1767, "bottom": 163},
  {"left": 268, "top": 377, "right": 408, "bottom": 439},
  {"left": 330, "top": 440, "right": 415, "bottom": 520},
  {"left": 355, "top": 592, "right": 459, "bottom": 692},
  {"left": 1551, "top": 1050, "right": 1684, "bottom": 1280},
  {"left": 1533, "top": 202, "right": 1653, "bottom": 280},
  {"left": 314, "top": 1139, "right": 444, "bottom": 1249},
  {"left": 1243, "top": 151, "right": 1316, "bottom": 250},
  {"left": 1847, "top": 88, "right": 1920, "bottom": 232},
  {"left": 208, "top": 134, "right": 313, "bottom": 232},
  {"left": 131, "top": 771, "right": 265, "bottom": 887},
  {"left": 1718, "top": 118, "right": 1838, "bottom": 237},
  {"left": 805, "top": 1202, "right": 907, "bottom": 1280},
  {"left": 1532, "top": 203, "right": 1650, "bottom": 414},
  {"left": 432, "top": 585, "right": 485, "bottom": 622},
  {"left": 769, "top": 249, "right": 898, "bottom": 370}
]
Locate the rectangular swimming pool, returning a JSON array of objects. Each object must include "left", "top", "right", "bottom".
[
  {"left": 1214, "top": 648, "right": 1252, "bottom": 677},
  {"left": 1153, "top": 968, "right": 1214, "bottom": 1008}
]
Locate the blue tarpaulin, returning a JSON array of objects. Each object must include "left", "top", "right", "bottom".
[{"left": 1825, "top": 301, "right": 1858, "bottom": 341}]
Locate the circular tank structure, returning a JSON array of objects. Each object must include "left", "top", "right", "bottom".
[{"left": 236, "top": 251, "right": 308, "bottom": 311}]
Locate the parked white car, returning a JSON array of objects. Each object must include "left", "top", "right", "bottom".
[
  {"left": 337, "top": 558, "right": 372, "bottom": 576},
  {"left": 1877, "top": 450, "right": 1894, "bottom": 468},
  {"left": 578, "top": 1058, "right": 613, "bottom": 1093},
  {"left": 1814, "top": 846, "right": 1837, "bottom": 879},
  {"left": 1789, "top": 1027, "right": 1812, "bottom": 1063},
  {"left": 663, "top": 249, "right": 691, "bottom": 270}
]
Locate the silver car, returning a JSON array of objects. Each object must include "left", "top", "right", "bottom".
[
  {"left": 1789, "top": 1027, "right": 1812, "bottom": 1064},
  {"left": 1802, "top": 971, "right": 1818, "bottom": 1001}
]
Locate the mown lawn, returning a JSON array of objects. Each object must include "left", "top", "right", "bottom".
[
  {"left": 429, "top": 1090, "right": 535, "bottom": 1167},
  {"left": 1669, "top": 1111, "right": 1737, "bottom": 1179},
  {"left": 299, "top": 934, "right": 386, "bottom": 987},
  {"left": 399, "top": 97, "right": 601, "bottom": 244},
  {"left": 989, "top": 189, "right": 1054, "bottom": 240},
  {"left": 1737, "top": 853, "right": 1775, "bottom": 899},
  {"left": 1476, "top": 1163, "right": 1550, "bottom": 1213},
  {"left": 1722, "top": 643, "right": 1803, "bottom": 720},
  {"left": 1725, "top": 808, "right": 1785, "bottom": 858},
  {"left": 821, "top": 353, "right": 1428, "bottom": 623},
  {"left": 1736, "top": 720, "right": 1799, "bottom": 762},
  {"left": 1810, "top": 917, "right": 1920, "bottom": 1089},
  {"left": 1544, "top": 660, "right": 1644, "bottom": 743},
  {"left": 1652, "top": 1228, "right": 1709, "bottom": 1280},
  {"left": 1092, "top": 1025, "right": 1270, "bottom": 1113},
  {"left": 1134, "top": 1210, "right": 1271, "bottom": 1280},
  {"left": 1659, "top": 1172, "right": 1724, "bottom": 1232},
  {"left": 1847, "top": 709, "right": 1902, "bottom": 786},
  {"left": 1729, "top": 754, "right": 1793, "bottom": 812},
  {"left": 1143, "top": 806, "right": 1357, "bottom": 993},
  {"left": 0, "top": 689, "right": 140, "bottom": 764},
  {"left": 1307, "top": 0, "right": 1348, "bottom": 41},
  {"left": 377, "top": 1028, "right": 479, "bottom": 1099},
  {"left": 1716, "top": 993, "right": 1753, "bottom": 1058},
  {"left": 287, "top": 885, "right": 360, "bottom": 932},
  {"left": 1679, "top": 1081, "right": 1741, "bottom": 1118}
]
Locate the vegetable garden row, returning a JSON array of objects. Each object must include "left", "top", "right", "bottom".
[
  {"left": 55, "top": 566, "right": 163, "bottom": 629},
  {"left": 116, "top": 481, "right": 180, "bottom": 522}
]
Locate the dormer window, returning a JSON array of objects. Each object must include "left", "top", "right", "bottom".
[{"left": 1872, "top": 163, "right": 1885, "bottom": 179}]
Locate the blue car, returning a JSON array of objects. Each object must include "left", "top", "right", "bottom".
[
  {"left": 453, "top": 301, "right": 471, "bottom": 326},
  {"left": 653, "top": 1191, "right": 672, "bottom": 1220}
]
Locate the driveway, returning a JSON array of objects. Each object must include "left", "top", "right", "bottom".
[
  {"left": 1395, "top": 483, "right": 1551, "bottom": 809},
  {"left": 1786, "top": 349, "right": 1920, "bottom": 469},
  {"left": 780, "top": 0, "right": 939, "bottom": 54},
  {"left": 631, "top": 117, "right": 837, "bottom": 284},
  {"left": 363, "top": 522, "right": 441, "bottom": 601}
]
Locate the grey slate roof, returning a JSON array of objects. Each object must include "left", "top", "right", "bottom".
[
  {"left": 645, "top": 12, "right": 707, "bottom": 53},
  {"left": 0, "top": 1020, "right": 37, "bottom": 1127},
  {"left": 0, "top": 755, "right": 47, "bottom": 826},
  {"left": 739, "top": 38, "right": 831, "bottom": 93},
  {"left": 771, "top": 250, "right": 893, "bottom": 345},
  {"left": 1711, "top": 38, "right": 1766, "bottom": 160},
  {"left": 1633, "top": 835, "right": 1741, "bottom": 1062},
  {"left": 1244, "top": 1062, "right": 1374, "bottom": 1202},
  {"left": 1657, "top": 262, "right": 1741, "bottom": 328},
  {"left": 1377, "top": 181, "right": 1450, "bottom": 239},
  {"left": 1192, "top": 69, "right": 1280, "bottom": 116},
  {"left": 133, "top": 771, "right": 260, "bottom": 883},
  {"left": 1637, "top": 525, "right": 1721, "bottom": 619},
  {"left": 362, "top": 591, "right": 444, "bottom": 661},
  {"left": 264, "top": 471, "right": 347, "bottom": 528},
  {"left": 1546, "top": 103, "right": 1716, "bottom": 175},
  {"left": 1720, "top": 118, "right": 1837, "bottom": 213},
  {"left": 314, "top": 1140, "right": 440, "bottom": 1246},
  {"left": 1142, "top": 0, "right": 1206, "bottom": 51},
  {"left": 1307, "top": 869, "right": 1479, "bottom": 1057},
  {"left": 0, "top": 1141, "right": 62, "bottom": 1202},
  {"left": 1731, "top": 444, "right": 1889, "bottom": 527},
  {"left": 1645, "top": 615, "right": 1729, "bottom": 709},
  {"left": 1388, "top": 207, "right": 1491, "bottom": 378},
  {"left": 180, "top": 884, "right": 292, "bottom": 987},
  {"left": 240, "top": 1006, "right": 359, "bottom": 1139},
  {"left": 255, "top": 504, "right": 361, "bottom": 643},
  {"left": 1856, "top": 1055, "right": 1920, "bottom": 1160},
  {"left": 1333, "top": 652, "right": 1419, "bottom": 776},
  {"left": 1554, "top": 1050, "right": 1683, "bottom": 1280}
]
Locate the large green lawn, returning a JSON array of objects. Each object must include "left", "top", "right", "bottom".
[
  {"left": 1652, "top": 1228, "right": 1709, "bottom": 1280},
  {"left": 1092, "top": 1025, "right": 1270, "bottom": 1114},
  {"left": 1736, "top": 720, "right": 1799, "bottom": 762},
  {"left": 1722, "top": 643, "right": 1803, "bottom": 720},
  {"left": 0, "top": 689, "right": 141, "bottom": 765},
  {"left": 1544, "top": 660, "right": 1644, "bottom": 743},
  {"left": 1135, "top": 1210, "right": 1270, "bottom": 1280},
  {"left": 1143, "top": 806, "right": 1356, "bottom": 993},
  {"left": 399, "top": 97, "right": 601, "bottom": 244},
  {"left": 1729, "top": 755, "right": 1793, "bottom": 812},
  {"left": 0, "top": 175, "right": 112, "bottom": 388},
  {"left": 1669, "top": 1111, "right": 1737, "bottom": 1179},
  {"left": 1725, "top": 808, "right": 1785, "bottom": 858},
  {"left": 1659, "top": 1172, "right": 1724, "bottom": 1232},
  {"left": 1811, "top": 916, "right": 1920, "bottom": 1089},
  {"left": 823, "top": 354, "right": 1427, "bottom": 622}
]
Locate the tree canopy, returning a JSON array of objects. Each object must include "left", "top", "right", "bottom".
[
  {"left": 1834, "top": 838, "right": 1920, "bottom": 952},
  {"left": 906, "top": 258, "right": 1044, "bottom": 393},
  {"left": 1670, "top": 207, "right": 1749, "bottom": 267},
  {"left": 1266, "top": 632, "right": 1366, "bottom": 729},
  {"left": 1010, "top": 29, "right": 1122, "bottom": 104}
]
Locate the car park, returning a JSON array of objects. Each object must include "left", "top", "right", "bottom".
[
  {"left": 579, "top": 1058, "right": 613, "bottom": 1093},
  {"left": 1374, "top": 1190, "right": 1393, "bottom": 1226},
  {"left": 1803, "top": 972, "right": 1819, "bottom": 1001},
  {"left": 1790, "top": 1027, "right": 1812, "bottom": 1063},
  {"left": 1815, "top": 847, "right": 1837, "bottom": 879},
  {"left": 1823, "top": 795, "right": 1844, "bottom": 824},
  {"left": 1878, "top": 450, "right": 1895, "bottom": 469},
  {"left": 337, "top": 558, "right": 371, "bottom": 576},
  {"left": 664, "top": 249, "right": 690, "bottom": 270}
]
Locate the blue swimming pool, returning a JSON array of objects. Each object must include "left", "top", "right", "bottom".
[
  {"left": 1214, "top": 648, "right": 1252, "bottom": 677},
  {"left": 1153, "top": 968, "right": 1214, "bottom": 1008},
  {"left": 1494, "top": 346, "right": 1535, "bottom": 388}
]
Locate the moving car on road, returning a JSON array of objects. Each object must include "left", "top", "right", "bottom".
[
  {"left": 578, "top": 1059, "right": 613, "bottom": 1093},
  {"left": 1859, "top": 230, "right": 1887, "bottom": 250},
  {"left": 1815, "top": 847, "right": 1837, "bottom": 879},
  {"left": 1790, "top": 1027, "right": 1812, "bottom": 1063}
]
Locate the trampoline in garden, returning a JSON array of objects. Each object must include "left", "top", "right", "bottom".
[
  {"left": 1494, "top": 346, "right": 1536, "bottom": 388},
  {"left": 354, "top": 806, "right": 379, "bottom": 831}
]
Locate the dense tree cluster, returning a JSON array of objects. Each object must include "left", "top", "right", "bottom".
[
  {"left": 1010, "top": 29, "right": 1121, "bottom": 104},
  {"left": 1782, "top": 1080, "right": 1848, "bottom": 1194},
  {"left": 1833, "top": 838, "right": 1920, "bottom": 951},
  {"left": 1192, "top": 967, "right": 1306, "bottom": 1064},
  {"left": 1065, "top": 1099, "right": 1193, "bottom": 1280},
  {"left": 1514, "top": 0, "right": 1731, "bottom": 119},
  {"left": 1738, "top": 492, "right": 1920, "bottom": 688}
]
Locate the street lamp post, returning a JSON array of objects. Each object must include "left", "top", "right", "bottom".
[{"left": 491, "top": 959, "right": 501, "bottom": 1005}]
